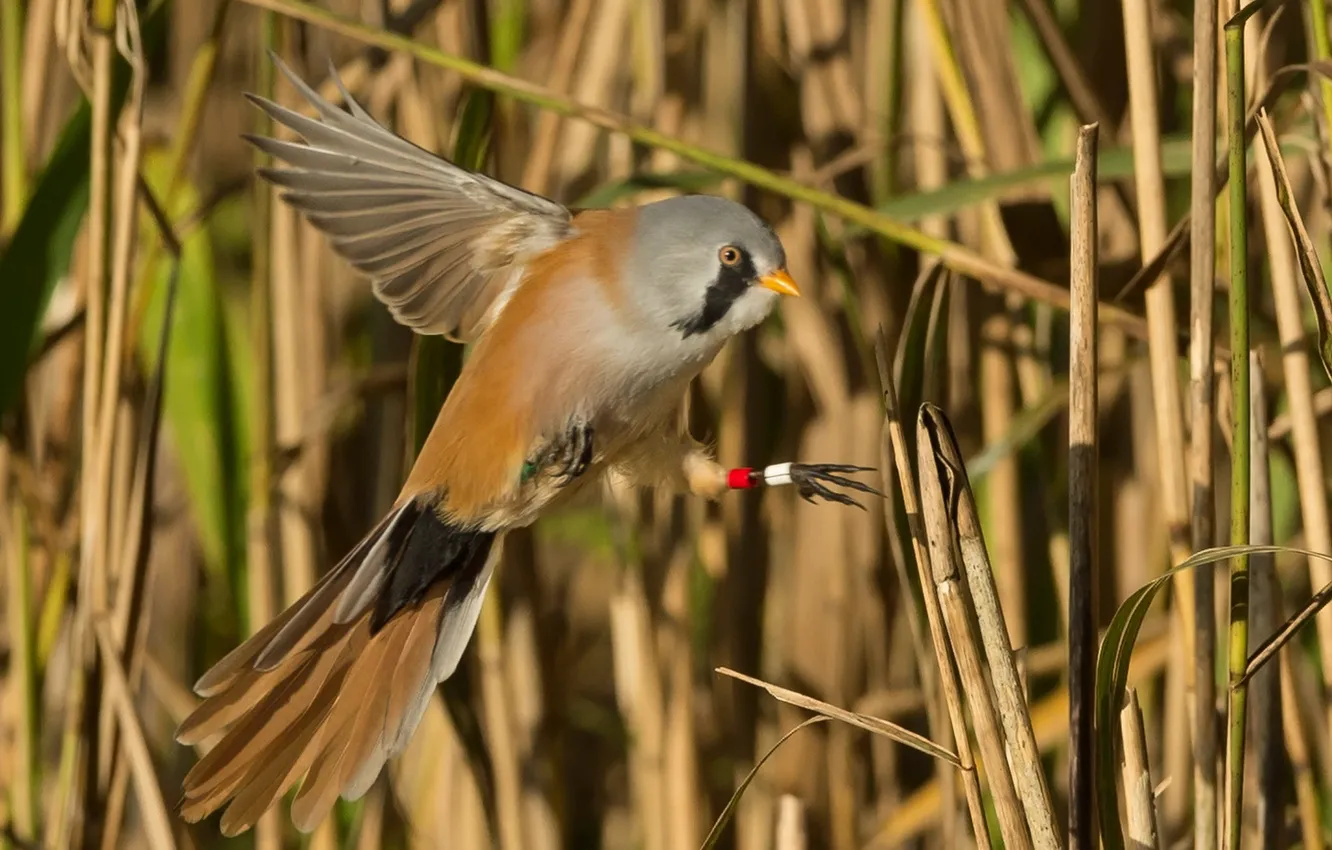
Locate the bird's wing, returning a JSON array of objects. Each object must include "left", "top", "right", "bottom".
[{"left": 246, "top": 53, "right": 573, "bottom": 343}]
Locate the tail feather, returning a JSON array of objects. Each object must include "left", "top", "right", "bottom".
[{"left": 176, "top": 501, "right": 497, "bottom": 834}]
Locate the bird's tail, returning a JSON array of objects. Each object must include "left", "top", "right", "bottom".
[{"left": 175, "top": 502, "right": 497, "bottom": 836}]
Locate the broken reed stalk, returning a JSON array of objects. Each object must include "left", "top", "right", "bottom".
[
  {"left": 1222, "top": 9, "right": 1254, "bottom": 848},
  {"left": 947, "top": 428, "right": 1061, "bottom": 846},
  {"left": 1067, "top": 123, "right": 1099, "bottom": 850},
  {"left": 1187, "top": 0, "right": 1220, "bottom": 843},
  {"left": 917, "top": 405, "right": 1033, "bottom": 850},
  {"left": 874, "top": 332, "right": 991, "bottom": 846},
  {"left": 1119, "top": 688, "right": 1161, "bottom": 849}
]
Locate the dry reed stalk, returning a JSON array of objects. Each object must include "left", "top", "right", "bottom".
[
  {"left": 1120, "top": 0, "right": 1198, "bottom": 830},
  {"left": 930, "top": 407, "right": 1061, "bottom": 848},
  {"left": 907, "top": 1, "right": 949, "bottom": 243},
  {"left": 700, "top": 0, "right": 746, "bottom": 168},
  {"left": 782, "top": 0, "right": 863, "bottom": 145},
  {"left": 69, "top": 16, "right": 118, "bottom": 832},
  {"left": 874, "top": 334, "right": 989, "bottom": 846},
  {"left": 270, "top": 147, "right": 319, "bottom": 606},
  {"left": 868, "top": 630, "right": 1174, "bottom": 846},
  {"left": 1279, "top": 651, "right": 1327, "bottom": 850},
  {"left": 19, "top": 0, "right": 56, "bottom": 157},
  {"left": 775, "top": 795, "right": 808, "bottom": 850},
  {"left": 912, "top": 0, "right": 1016, "bottom": 264},
  {"left": 90, "top": 619, "right": 175, "bottom": 850},
  {"left": 658, "top": 544, "right": 700, "bottom": 850},
  {"left": 4, "top": 495, "right": 37, "bottom": 844},
  {"left": 478, "top": 565, "right": 527, "bottom": 850},
  {"left": 552, "top": 0, "right": 631, "bottom": 183},
  {"left": 1119, "top": 688, "right": 1161, "bottom": 850},
  {"left": 1067, "top": 122, "right": 1099, "bottom": 850},
  {"left": 91, "top": 9, "right": 147, "bottom": 795},
  {"left": 917, "top": 406, "right": 1033, "bottom": 850},
  {"left": 356, "top": 780, "right": 386, "bottom": 850},
  {"left": 611, "top": 568, "right": 667, "bottom": 850},
  {"left": 249, "top": 17, "right": 282, "bottom": 849},
  {"left": 1253, "top": 111, "right": 1332, "bottom": 769},
  {"left": 1188, "top": 3, "right": 1221, "bottom": 848},
  {"left": 1243, "top": 348, "right": 1280, "bottom": 847},
  {"left": 519, "top": 0, "right": 592, "bottom": 194},
  {"left": 979, "top": 311, "right": 1026, "bottom": 649}
]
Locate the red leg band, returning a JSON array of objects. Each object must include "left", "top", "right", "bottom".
[{"left": 728, "top": 467, "right": 755, "bottom": 489}]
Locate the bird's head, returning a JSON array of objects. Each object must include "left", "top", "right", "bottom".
[{"left": 621, "top": 195, "right": 799, "bottom": 344}]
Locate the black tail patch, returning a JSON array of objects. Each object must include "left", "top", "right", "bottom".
[{"left": 370, "top": 503, "right": 494, "bottom": 633}]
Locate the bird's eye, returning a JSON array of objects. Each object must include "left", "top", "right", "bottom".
[{"left": 719, "top": 245, "right": 743, "bottom": 266}]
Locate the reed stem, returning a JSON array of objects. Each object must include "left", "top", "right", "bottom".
[{"left": 1222, "top": 11, "right": 1253, "bottom": 847}]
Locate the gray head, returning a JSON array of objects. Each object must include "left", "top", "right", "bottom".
[{"left": 622, "top": 195, "right": 797, "bottom": 344}]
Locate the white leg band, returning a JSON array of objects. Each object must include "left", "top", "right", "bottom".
[{"left": 763, "top": 463, "right": 794, "bottom": 486}]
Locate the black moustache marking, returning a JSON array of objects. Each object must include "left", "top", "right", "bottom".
[{"left": 673, "top": 253, "right": 757, "bottom": 338}]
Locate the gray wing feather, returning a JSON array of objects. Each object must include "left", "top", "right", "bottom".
[{"left": 248, "top": 53, "right": 573, "bottom": 342}]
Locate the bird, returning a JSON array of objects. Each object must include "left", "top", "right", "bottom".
[{"left": 175, "top": 53, "right": 880, "bottom": 836}]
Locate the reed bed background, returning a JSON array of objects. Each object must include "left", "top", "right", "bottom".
[{"left": 3, "top": 0, "right": 1332, "bottom": 848}]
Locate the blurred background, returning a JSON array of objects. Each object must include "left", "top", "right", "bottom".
[{"left": 3, "top": 0, "right": 1332, "bottom": 847}]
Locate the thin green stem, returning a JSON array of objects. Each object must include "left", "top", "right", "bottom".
[
  {"left": 1223, "top": 13, "right": 1253, "bottom": 850},
  {"left": 0, "top": 0, "right": 25, "bottom": 238},
  {"left": 1308, "top": 0, "right": 1332, "bottom": 157}
]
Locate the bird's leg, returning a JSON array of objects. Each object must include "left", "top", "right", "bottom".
[{"left": 681, "top": 448, "right": 882, "bottom": 509}]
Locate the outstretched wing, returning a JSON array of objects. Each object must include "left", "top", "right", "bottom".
[{"left": 247, "top": 53, "right": 573, "bottom": 342}]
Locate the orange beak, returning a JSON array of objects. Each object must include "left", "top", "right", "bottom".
[{"left": 758, "top": 268, "right": 801, "bottom": 297}]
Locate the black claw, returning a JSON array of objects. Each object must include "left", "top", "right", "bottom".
[{"left": 788, "top": 463, "right": 884, "bottom": 509}]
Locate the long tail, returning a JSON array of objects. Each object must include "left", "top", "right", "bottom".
[{"left": 176, "top": 501, "right": 498, "bottom": 836}]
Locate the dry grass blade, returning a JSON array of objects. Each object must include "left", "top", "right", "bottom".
[
  {"left": 1119, "top": 689, "right": 1161, "bottom": 849},
  {"left": 698, "top": 716, "right": 828, "bottom": 850},
  {"left": 1236, "top": 578, "right": 1332, "bottom": 686},
  {"left": 1256, "top": 110, "right": 1332, "bottom": 380},
  {"left": 714, "top": 669, "right": 959, "bottom": 766},
  {"left": 91, "top": 619, "right": 176, "bottom": 850},
  {"left": 1113, "top": 61, "right": 1332, "bottom": 304},
  {"left": 1067, "top": 122, "right": 1100, "bottom": 850}
]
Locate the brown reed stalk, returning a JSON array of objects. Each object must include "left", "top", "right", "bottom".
[
  {"left": 1188, "top": 1, "right": 1221, "bottom": 846},
  {"left": 1067, "top": 122, "right": 1100, "bottom": 850}
]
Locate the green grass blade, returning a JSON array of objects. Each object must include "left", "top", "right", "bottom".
[
  {"left": 0, "top": 5, "right": 164, "bottom": 416},
  {"left": 137, "top": 153, "right": 244, "bottom": 592},
  {"left": 700, "top": 717, "right": 828, "bottom": 850},
  {"left": 1094, "top": 542, "right": 1316, "bottom": 848}
]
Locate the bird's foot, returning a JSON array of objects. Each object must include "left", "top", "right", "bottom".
[{"left": 725, "top": 462, "right": 883, "bottom": 509}]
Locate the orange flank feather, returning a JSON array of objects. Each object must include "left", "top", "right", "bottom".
[{"left": 401, "top": 207, "right": 638, "bottom": 521}]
